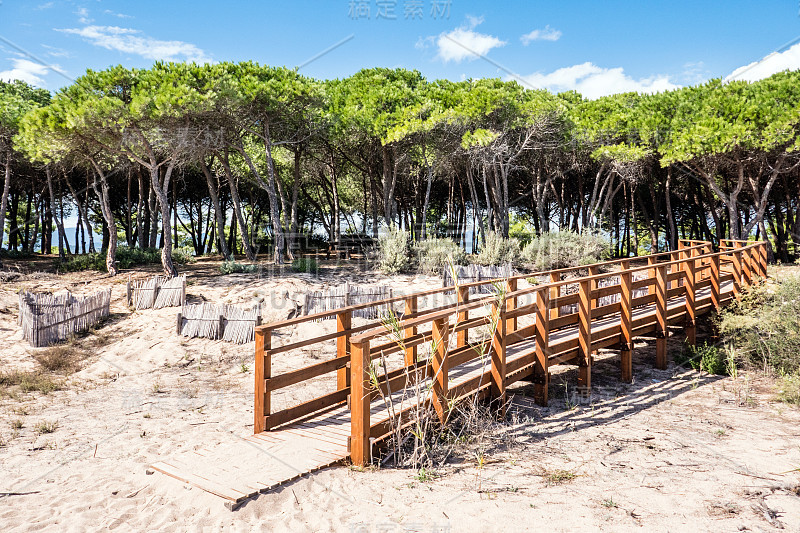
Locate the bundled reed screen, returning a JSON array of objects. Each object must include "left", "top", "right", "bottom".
[
  {"left": 127, "top": 275, "right": 186, "bottom": 310},
  {"left": 19, "top": 289, "right": 112, "bottom": 347},
  {"left": 302, "top": 283, "right": 393, "bottom": 320},
  {"left": 442, "top": 264, "right": 515, "bottom": 294},
  {"left": 178, "top": 302, "right": 262, "bottom": 344}
]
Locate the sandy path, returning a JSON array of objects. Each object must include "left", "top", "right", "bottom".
[{"left": 0, "top": 265, "right": 798, "bottom": 532}]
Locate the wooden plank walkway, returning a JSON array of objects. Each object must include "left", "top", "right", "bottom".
[
  {"left": 149, "top": 413, "right": 350, "bottom": 509},
  {"left": 150, "top": 273, "right": 741, "bottom": 506}
]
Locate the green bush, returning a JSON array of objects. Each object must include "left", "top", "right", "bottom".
[
  {"left": 220, "top": 260, "right": 259, "bottom": 274},
  {"left": 675, "top": 342, "right": 730, "bottom": 375},
  {"left": 59, "top": 253, "right": 106, "bottom": 272},
  {"left": 521, "top": 231, "right": 608, "bottom": 271},
  {"left": 473, "top": 231, "right": 521, "bottom": 266},
  {"left": 378, "top": 227, "right": 412, "bottom": 274},
  {"left": 59, "top": 246, "right": 192, "bottom": 272},
  {"left": 777, "top": 374, "right": 800, "bottom": 404},
  {"left": 291, "top": 257, "right": 318, "bottom": 273},
  {"left": 718, "top": 273, "right": 800, "bottom": 375},
  {"left": 414, "top": 237, "right": 466, "bottom": 274}
]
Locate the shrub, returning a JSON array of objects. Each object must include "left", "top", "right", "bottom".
[
  {"left": 34, "top": 345, "right": 82, "bottom": 374},
  {"left": 675, "top": 342, "right": 730, "bottom": 375},
  {"left": 717, "top": 273, "right": 800, "bottom": 375},
  {"left": 473, "top": 231, "right": 521, "bottom": 266},
  {"left": 521, "top": 231, "right": 608, "bottom": 271},
  {"left": 378, "top": 227, "right": 412, "bottom": 274},
  {"left": 0, "top": 370, "right": 61, "bottom": 395},
  {"left": 35, "top": 420, "right": 58, "bottom": 434},
  {"left": 59, "top": 246, "right": 192, "bottom": 272},
  {"left": 777, "top": 374, "right": 800, "bottom": 404},
  {"left": 414, "top": 238, "right": 466, "bottom": 274},
  {"left": 291, "top": 257, "right": 319, "bottom": 273},
  {"left": 220, "top": 260, "right": 259, "bottom": 274}
]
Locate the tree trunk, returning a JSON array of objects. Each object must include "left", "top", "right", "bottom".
[
  {"left": 148, "top": 177, "right": 158, "bottom": 249},
  {"left": 90, "top": 165, "right": 117, "bottom": 276},
  {"left": 148, "top": 164, "right": 178, "bottom": 277},
  {"left": 0, "top": 150, "right": 11, "bottom": 249},
  {"left": 200, "top": 159, "right": 231, "bottom": 260},
  {"left": 220, "top": 152, "right": 256, "bottom": 261},
  {"left": 420, "top": 162, "right": 433, "bottom": 240},
  {"left": 137, "top": 169, "right": 146, "bottom": 249},
  {"left": 287, "top": 147, "right": 302, "bottom": 261},
  {"left": 665, "top": 167, "right": 678, "bottom": 250},
  {"left": 263, "top": 122, "right": 284, "bottom": 263}
]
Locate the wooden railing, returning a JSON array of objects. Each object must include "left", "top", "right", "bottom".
[{"left": 254, "top": 239, "right": 768, "bottom": 465}]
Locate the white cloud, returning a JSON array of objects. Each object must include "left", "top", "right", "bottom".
[
  {"left": 76, "top": 7, "right": 92, "bottom": 24},
  {"left": 41, "top": 44, "right": 70, "bottom": 58},
  {"left": 58, "top": 25, "right": 211, "bottom": 63},
  {"left": 0, "top": 58, "right": 50, "bottom": 86},
  {"left": 519, "top": 62, "right": 680, "bottom": 99},
  {"left": 104, "top": 9, "right": 133, "bottom": 19},
  {"left": 520, "top": 25, "right": 562, "bottom": 45},
  {"left": 434, "top": 17, "right": 506, "bottom": 63},
  {"left": 681, "top": 61, "right": 708, "bottom": 84},
  {"left": 725, "top": 42, "right": 800, "bottom": 82}
]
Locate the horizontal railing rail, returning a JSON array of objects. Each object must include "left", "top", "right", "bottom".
[{"left": 254, "top": 239, "right": 768, "bottom": 468}]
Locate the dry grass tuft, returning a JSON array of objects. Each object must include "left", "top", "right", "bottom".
[
  {"left": 0, "top": 370, "right": 62, "bottom": 396},
  {"left": 538, "top": 468, "right": 577, "bottom": 486},
  {"left": 34, "top": 344, "right": 83, "bottom": 374},
  {"left": 34, "top": 420, "right": 58, "bottom": 434}
]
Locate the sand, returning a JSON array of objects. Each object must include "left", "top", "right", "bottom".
[{"left": 1, "top": 258, "right": 799, "bottom": 532}]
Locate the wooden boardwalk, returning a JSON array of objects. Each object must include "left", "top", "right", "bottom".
[{"left": 150, "top": 239, "right": 766, "bottom": 507}]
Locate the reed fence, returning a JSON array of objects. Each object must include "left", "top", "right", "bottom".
[
  {"left": 178, "top": 302, "right": 262, "bottom": 344},
  {"left": 126, "top": 275, "right": 186, "bottom": 310},
  {"left": 19, "top": 289, "right": 112, "bottom": 347},
  {"left": 442, "top": 264, "right": 515, "bottom": 294},
  {"left": 302, "top": 283, "right": 393, "bottom": 320}
]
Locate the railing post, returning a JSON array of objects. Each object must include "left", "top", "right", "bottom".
[
  {"left": 655, "top": 264, "right": 668, "bottom": 370},
  {"left": 350, "top": 338, "right": 371, "bottom": 467},
  {"left": 647, "top": 255, "right": 657, "bottom": 295},
  {"left": 588, "top": 265, "right": 600, "bottom": 357},
  {"left": 533, "top": 286, "right": 550, "bottom": 405},
  {"left": 404, "top": 296, "right": 418, "bottom": 366},
  {"left": 577, "top": 278, "right": 592, "bottom": 395},
  {"left": 456, "top": 286, "right": 469, "bottom": 348},
  {"left": 760, "top": 242, "right": 768, "bottom": 280},
  {"left": 619, "top": 261, "right": 633, "bottom": 383},
  {"left": 741, "top": 243, "right": 752, "bottom": 287},
  {"left": 431, "top": 317, "right": 450, "bottom": 423},
  {"left": 684, "top": 248, "right": 697, "bottom": 347},
  {"left": 505, "top": 278, "right": 517, "bottom": 334},
  {"left": 710, "top": 253, "right": 721, "bottom": 310},
  {"left": 490, "top": 297, "right": 507, "bottom": 417},
  {"left": 254, "top": 327, "right": 271, "bottom": 433},
  {"left": 549, "top": 272, "right": 560, "bottom": 320},
  {"left": 337, "top": 310, "right": 352, "bottom": 391},
  {"left": 731, "top": 247, "right": 742, "bottom": 298},
  {"left": 588, "top": 265, "right": 600, "bottom": 310}
]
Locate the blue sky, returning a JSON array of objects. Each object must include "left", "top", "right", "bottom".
[{"left": 2, "top": 0, "right": 800, "bottom": 98}]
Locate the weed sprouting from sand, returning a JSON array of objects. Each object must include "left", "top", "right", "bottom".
[
  {"left": 602, "top": 497, "right": 619, "bottom": 508},
  {"left": 34, "top": 420, "right": 58, "bottom": 435},
  {"left": 11, "top": 419, "right": 24, "bottom": 430},
  {"left": 0, "top": 370, "right": 62, "bottom": 396},
  {"left": 541, "top": 468, "right": 577, "bottom": 485},
  {"left": 374, "top": 260, "right": 515, "bottom": 475},
  {"left": 34, "top": 344, "right": 83, "bottom": 374}
]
